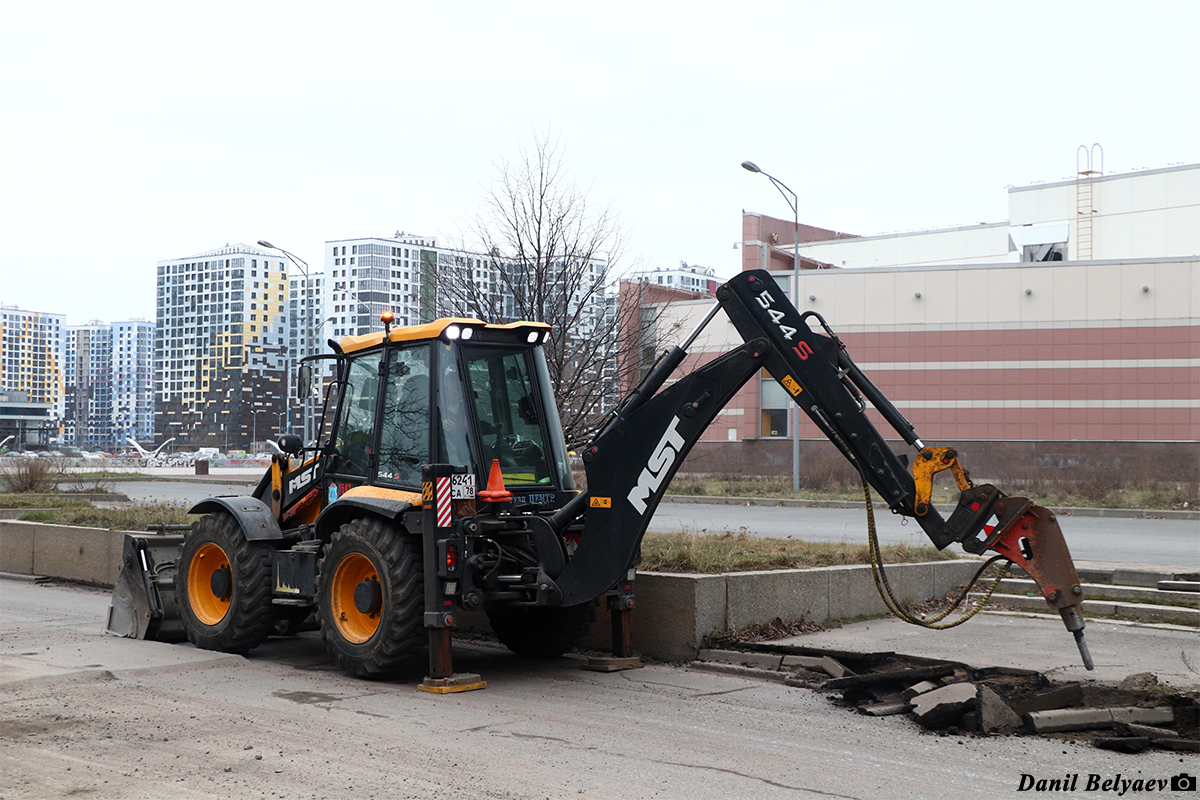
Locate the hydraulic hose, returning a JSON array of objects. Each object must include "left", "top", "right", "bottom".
[{"left": 862, "top": 481, "right": 1011, "bottom": 629}]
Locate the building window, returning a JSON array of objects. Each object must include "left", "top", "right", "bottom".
[{"left": 760, "top": 371, "right": 790, "bottom": 437}]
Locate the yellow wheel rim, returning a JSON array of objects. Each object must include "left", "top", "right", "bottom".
[
  {"left": 330, "top": 552, "right": 382, "bottom": 644},
  {"left": 188, "top": 542, "right": 232, "bottom": 626}
]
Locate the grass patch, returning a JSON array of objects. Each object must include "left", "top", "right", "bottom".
[
  {"left": 661, "top": 471, "right": 1198, "bottom": 512},
  {"left": 19, "top": 503, "right": 191, "bottom": 530},
  {"left": 639, "top": 531, "right": 955, "bottom": 574},
  {"left": 0, "top": 494, "right": 93, "bottom": 510}
]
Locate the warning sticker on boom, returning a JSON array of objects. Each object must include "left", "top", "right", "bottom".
[{"left": 781, "top": 375, "right": 803, "bottom": 396}]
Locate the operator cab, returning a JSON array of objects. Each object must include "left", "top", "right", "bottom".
[{"left": 318, "top": 319, "right": 575, "bottom": 508}]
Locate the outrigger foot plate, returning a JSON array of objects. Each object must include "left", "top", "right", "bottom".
[
  {"left": 581, "top": 656, "right": 643, "bottom": 673},
  {"left": 418, "top": 674, "right": 487, "bottom": 694}
]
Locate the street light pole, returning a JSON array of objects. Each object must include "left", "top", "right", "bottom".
[
  {"left": 258, "top": 240, "right": 313, "bottom": 445},
  {"left": 251, "top": 408, "right": 261, "bottom": 451},
  {"left": 741, "top": 160, "right": 802, "bottom": 496}
]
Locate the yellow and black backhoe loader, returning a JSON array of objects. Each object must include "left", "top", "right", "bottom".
[{"left": 107, "top": 270, "right": 1093, "bottom": 692}]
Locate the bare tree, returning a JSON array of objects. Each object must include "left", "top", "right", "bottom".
[{"left": 437, "top": 132, "right": 644, "bottom": 448}]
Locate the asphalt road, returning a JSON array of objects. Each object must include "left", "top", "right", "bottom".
[
  {"left": 106, "top": 480, "right": 1199, "bottom": 567},
  {"left": 2, "top": 579, "right": 1191, "bottom": 800},
  {"left": 647, "top": 502, "right": 1200, "bottom": 567}
]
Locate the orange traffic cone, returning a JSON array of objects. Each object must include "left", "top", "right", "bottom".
[{"left": 477, "top": 458, "right": 513, "bottom": 503}]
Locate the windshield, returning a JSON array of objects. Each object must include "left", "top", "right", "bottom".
[{"left": 460, "top": 344, "right": 553, "bottom": 486}]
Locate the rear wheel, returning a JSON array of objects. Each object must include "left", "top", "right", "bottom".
[
  {"left": 486, "top": 603, "right": 596, "bottom": 658},
  {"left": 176, "top": 512, "right": 275, "bottom": 654},
  {"left": 316, "top": 517, "right": 424, "bottom": 678}
]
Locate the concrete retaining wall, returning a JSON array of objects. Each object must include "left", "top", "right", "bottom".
[
  {"left": 0, "top": 520, "right": 133, "bottom": 586},
  {"left": 0, "top": 520, "right": 982, "bottom": 662},
  {"left": 461, "top": 559, "right": 983, "bottom": 661}
]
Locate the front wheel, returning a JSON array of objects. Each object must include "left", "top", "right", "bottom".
[
  {"left": 486, "top": 603, "right": 596, "bottom": 658},
  {"left": 316, "top": 517, "right": 424, "bottom": 678},
  {"left": 175, "top": 512, "right": 275, "bottom": 654}
]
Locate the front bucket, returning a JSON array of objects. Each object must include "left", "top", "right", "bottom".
[{"left": 105, "top": 533, "right": 187, "bottom": 641}]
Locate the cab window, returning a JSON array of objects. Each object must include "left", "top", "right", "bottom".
[
  {"left": 376, "top": 344, "right": 431, "bottom": 488},
  {"left": 462, "top": 345, "right": 552, "bottom": 485},
  {"left": 334, "top": 352, "right": 381, "bottom": 477}
]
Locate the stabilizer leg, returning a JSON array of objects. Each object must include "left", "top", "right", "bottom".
[
  {"left": 582, "top": 594, "right": 643, "bottom": 672},
  {"left": 419, "top": 627, "right": 487, "bottom": 694}
]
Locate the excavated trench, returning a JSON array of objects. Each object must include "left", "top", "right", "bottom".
[{"left": 702, "top": 642, "right": 1198, "bottom": 753}]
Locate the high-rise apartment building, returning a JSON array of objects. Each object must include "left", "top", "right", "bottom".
[
  {"left": 112, "top": 320, "right": 154, "bottom": 448},
  {"left": 64, "top": 320, "right": 154, "bottom": 448},
  {"left": 321, "top": 232, "right": 439, "bottom": 339},
  {"left": 64, "top": 322, "right": 112, "bottom": 446},
  {"left": 313, "top": 232, "right": 618, "bottom": 420},
  {"left": 0, "top": 305, "right": 66, "bottom": 444},
  {"left": 155, "top": 244, "right": 289, "bottom": 451}
]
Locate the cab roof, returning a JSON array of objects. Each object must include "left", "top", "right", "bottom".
[{"left": 339, "top": 317, "right": 551, "bottom": 355}]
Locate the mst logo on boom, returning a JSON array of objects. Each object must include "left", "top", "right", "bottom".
[{"left": 627, "top": 416, "right": 686, "bottom": 514}]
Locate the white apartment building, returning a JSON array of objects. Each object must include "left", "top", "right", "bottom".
[
  {"left": 155, "top": 244, "right": 289, "bottom": 451},
  {"left": 628, "top": 263, "right": 718, "bottom": 295},
  {"left": 320, "top": 232, "right": 438, "bottom": 340},
  {"left": 0, "top": 305, "right": 66, "bottom": 444},
  {"left": 310, "top": 231, "right": 619, "bottom": 417},
  {"left": 64, "top": 320, "right": 153, "bottom": 448}
]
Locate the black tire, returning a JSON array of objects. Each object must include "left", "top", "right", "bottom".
[
  {"left": 316, "top": 517, "right": 424, "bottom": 678},
  {"left": 486, "top": 603, "right": 596, "bottom": 658},
  {"left": 175, "top": 512, "right": 275, "bottom": 654}
]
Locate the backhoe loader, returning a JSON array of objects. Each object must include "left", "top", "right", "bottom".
[{"left": 107, "top": 270, "right": 1093, "bottom": 691}]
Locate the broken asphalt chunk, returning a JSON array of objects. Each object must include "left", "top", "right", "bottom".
[
  {"left": 1094, "top": 736, "right": 1152, "bottom": 754},
  {"left": 823, "top": 664, "right": 957, "bottom": 691},
  {"left": 910, "top": 683, "right": 978, "bottom": 729},
  {"left": 1026, "top": 706, "right": 1174, "bottom": 734},
  {"left": 976, "top": 685, "right": 1024, "bottom": 735},
  {"left": 1009, "top": 684, "right": 1081, "bottom": 715}
]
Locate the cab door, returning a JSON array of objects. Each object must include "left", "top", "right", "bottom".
[{"left": 325, "top": 350, "right": 383, "bottom": 499}]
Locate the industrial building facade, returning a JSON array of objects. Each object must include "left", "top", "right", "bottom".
[{"left": 649, "top": 162, "right": 1199, "bottom": 479}]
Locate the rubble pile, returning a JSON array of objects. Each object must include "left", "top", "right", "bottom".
[{"left": 695, "top": 647, "right": 1199, "bottom": 753}]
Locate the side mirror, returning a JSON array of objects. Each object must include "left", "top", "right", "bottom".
[
  {"left": 278, "top": 434, "right": 304, "bottom": 456},
  {"left": 297, "top": 364, "right": 312, "bottom": 399}
]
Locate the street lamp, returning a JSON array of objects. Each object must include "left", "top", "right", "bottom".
[
  {"left": 251, "top": 408, "right": 264, "bottom": 451},
  {"left": 742, "top": 160, "right": 802, "bottom": 496},
  {"left": 258, "top": 240, "right": 313, "bottom": 445}
]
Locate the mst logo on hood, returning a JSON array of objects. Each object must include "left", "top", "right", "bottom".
[{"left": 627, "top": 416, "right": 686, "bottom": 514}]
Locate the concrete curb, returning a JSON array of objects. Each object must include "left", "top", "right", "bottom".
[
  {"left": 0, "top": 519, "right": 983, "bottom": 663},
  {"left": 659, "top": 494, "right": 1200, "bottom": 520}
]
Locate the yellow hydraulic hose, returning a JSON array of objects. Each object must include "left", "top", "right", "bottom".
[{"left": 862, "top": 482, "right": 1011, "bottom": 629}]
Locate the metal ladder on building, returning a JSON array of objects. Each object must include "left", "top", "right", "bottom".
[{"left": 1075, "top": 144, "right": 1103, "bottom": 260}]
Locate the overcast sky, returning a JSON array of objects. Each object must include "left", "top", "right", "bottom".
[{"left": 2, "top": 1, "right": 1196, "bottom": 326}]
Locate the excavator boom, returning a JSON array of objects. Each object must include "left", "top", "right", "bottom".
[{"left": 563, "top": 270, "right": 1092, "bottom": 668}]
